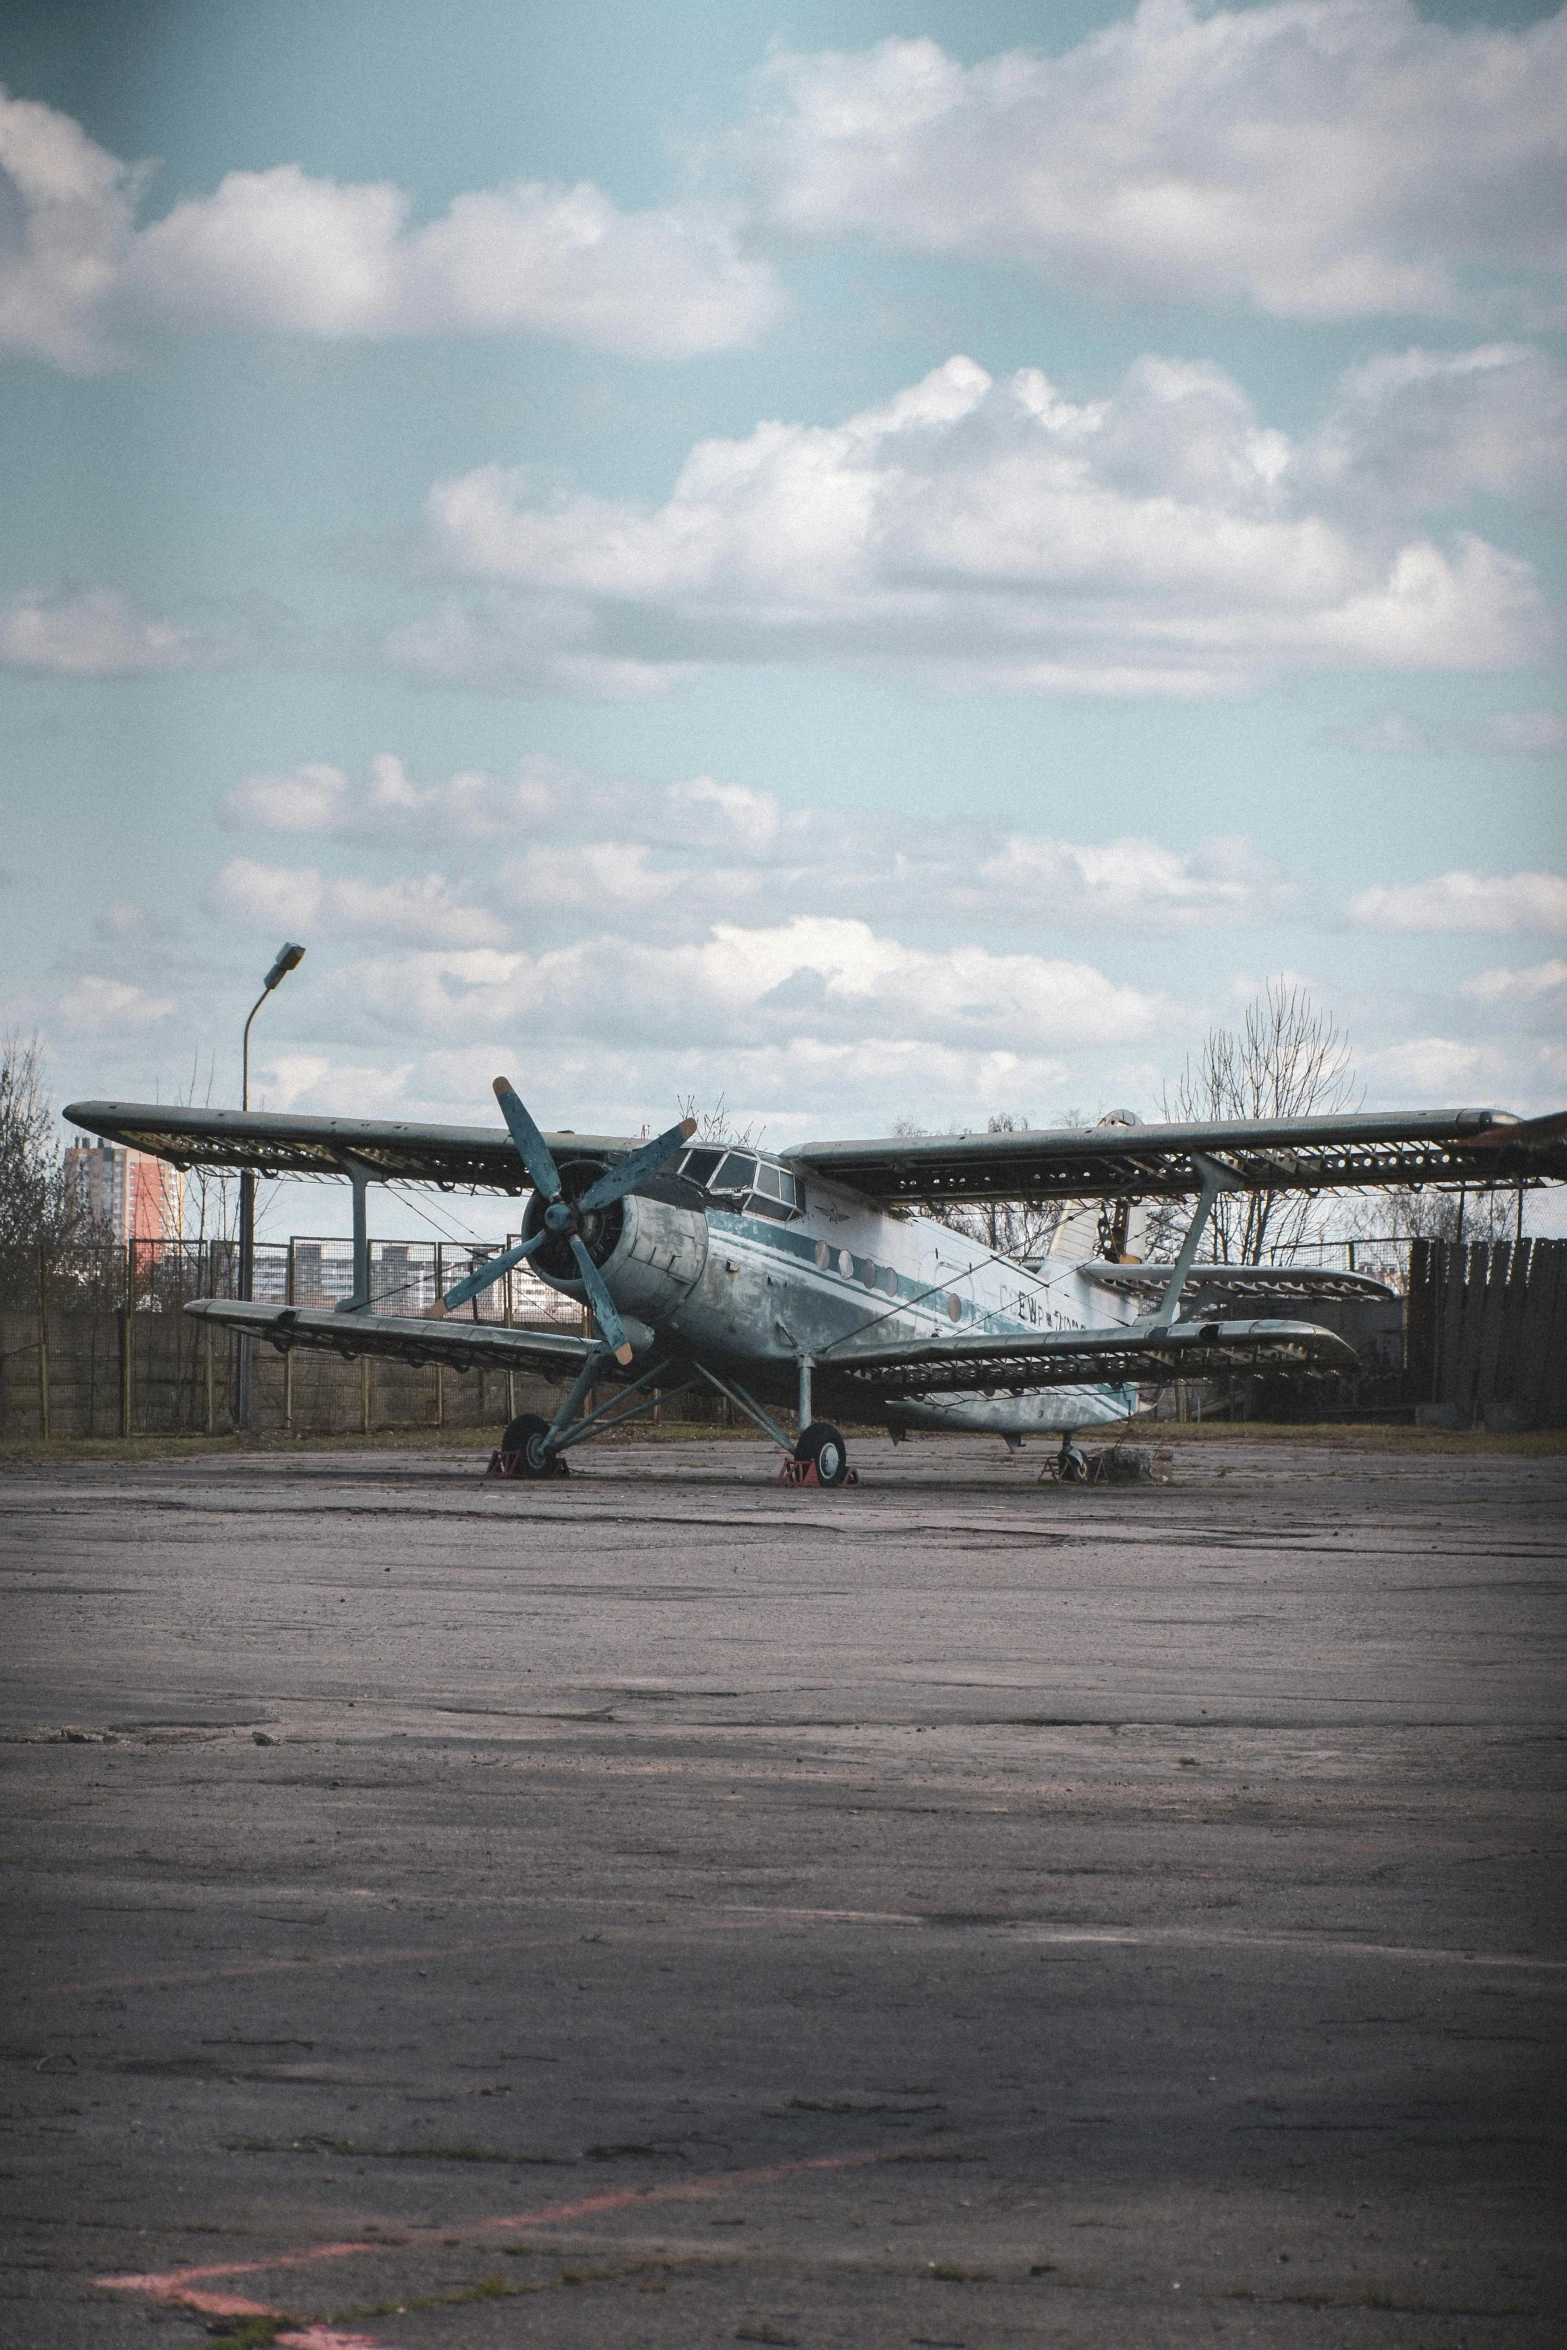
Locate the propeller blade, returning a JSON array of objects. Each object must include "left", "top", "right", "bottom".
[
  {"left": 569, "top": 1235, "right": 634, "bottom": 1365},
  {"left": 578, "top": 1116, "right": 698, "bottom": 1213},
  {"left": 432, "top": 1229, "right": 549, "bottom": 1317},
  {"left": 492, "top": 1076, "right": 564, "bottom": 1202}
]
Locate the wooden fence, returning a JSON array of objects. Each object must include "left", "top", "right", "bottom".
[
  {"left": 1403, "top": 1238, "right": 1567, "bottom": 1430},
  {"left": 0, "top": 1236, "right": 617, "bottom": 1442}
]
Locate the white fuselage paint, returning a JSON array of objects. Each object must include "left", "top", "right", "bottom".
[{"left": 543, "top": 1165, "right": 1142, "bottom": 1437}]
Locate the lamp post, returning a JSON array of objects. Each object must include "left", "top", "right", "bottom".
[{"left": 235, "top": 943, "right": 306, "bottom": 1427}]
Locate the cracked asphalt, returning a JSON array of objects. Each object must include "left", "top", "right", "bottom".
[{"left": 1, "top": 1431, "right": 1564, "bottom": 2348}]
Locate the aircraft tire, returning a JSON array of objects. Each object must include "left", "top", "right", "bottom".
[
  {"left": 500, "top": 1412, "right": 560, "bottom": 1478},
  {"left": 795, "top": 1420, "right": 849, "bottom": 1487}
]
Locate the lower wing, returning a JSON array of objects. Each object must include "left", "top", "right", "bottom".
[
  {"left": 185, "top": 1297, "right": 600, "bottom": 1382},
  {"left": 820, "top": 1316, "right": 1356, "bottom": 1400}
]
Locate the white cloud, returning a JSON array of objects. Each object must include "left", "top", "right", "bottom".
[
  {"left": 1361, "top": 1036, "right": 1485, "bottom": 1096},
  {"left": 59, "top": 975, "right": 174, "bottom": 1033},
  {"left": 1462, "top": 957, "right": 1567, "bottom": 1006},
  {"left": 973, "top": 833, "right": 1294, "bottom": 929},
  {"left": 250, "top": 1054, "right": 419, "bottom": 1117},
  {"left": 1304, "top": 345, "right": 1567, "bottom": 520},
  {"left": 0, "top": 587, "right": 239, "bottom": 676},
  {"left": 217, "top": 750, "right": 1298, "bottom": 936},
  {"left": 223, "top": 751, "right": 573, "bottom": 838},
  {"left": 209, "top": 856, "right": 507, "bottom": 947},
  {"left": 747, "top": 4, "right": 1567, "bottom": 324},
  {"left": 0, "top": 88, "right": 780, "bottom": 370},
  {"left": 330, "top": 916, "right": 1176, "bottom": 1064},
  {"left": 0, "top": 89, "right": 138, "bottom": 369},
  {"left": 1346, "top": 869, "right": 1567, "bottom": 933},
  {"left": 394, "top": 353, "right": 1556, "bottom": 697}
]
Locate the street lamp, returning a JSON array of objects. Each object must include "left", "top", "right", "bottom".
[{"left": 236, "top": 942, "right": 306, "bottom": 1426}]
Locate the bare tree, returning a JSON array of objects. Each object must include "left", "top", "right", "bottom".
[
  {"left": 0, "top": 1031, "right": 98, "bottom": 1298},
  {"left": 677, "top": 1093, "right": 765, "bottom": 1151},
  {"left": 1345, "top": 1179, "right": 1518, "bottom": 1269},
  {"left": 1162, "top": 980, "right": 1360, "bottom": 1262}
]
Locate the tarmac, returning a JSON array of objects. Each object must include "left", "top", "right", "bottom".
[{"left": 1, "top": 1430, "right": 1563, "bottom": 2348}]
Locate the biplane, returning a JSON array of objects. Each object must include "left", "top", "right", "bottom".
[{"left": 65, "top": 1087, "right": 1567, "bottom": 1483}]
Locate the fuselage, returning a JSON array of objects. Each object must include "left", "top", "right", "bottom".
[{"left": 535, "top": 1151, "right": 1140, "bottom": 1436}]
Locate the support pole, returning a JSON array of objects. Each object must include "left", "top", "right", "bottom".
[
  {"left": 36, "top": 1243, "right": 50, "bottom": 1442},
  {"left": 797, "top": 1352, "right": 813, "bottom": 1434},
  {"left": 434, "top": 1242, "right": 444, "bottom": 1427},
  {"left": 333, "top": 1156, "right": 376, "bottom": 1313},
  {"left": 283, "top": 1236, "right": 295, "bottom": 1431},
  {"left": 121, "top": 1240, "right": 135, "bottom": 1439},
  {"left": 504, "top": 1249, "right": 516, "bottom": 1425},
  {"left": 235, "top": 1167, "right": 254, "bottom": 1426}
]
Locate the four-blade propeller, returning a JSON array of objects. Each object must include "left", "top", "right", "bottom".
[{"left": 429, "top": 1078, "right": 695, "bottom": 1367}]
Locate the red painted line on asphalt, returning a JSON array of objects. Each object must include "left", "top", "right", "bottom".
[
  {"left": 97, "top": 2135, "right": 954, "bottom": 2337},
  {"left": 95, "top": 2276, "right": 389, "bottom": 2350}
]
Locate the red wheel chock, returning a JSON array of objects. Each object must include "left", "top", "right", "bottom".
[
  {"left": 485, "top": 1448, "right": 569, "bottom": 1479},
  {"left": 776, "top": 1458, "right": 859, "bottom": 1487}
]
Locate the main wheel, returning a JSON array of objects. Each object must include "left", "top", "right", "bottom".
[
  {"left": 499, "top": 1412, "right": 562, "bottom": 1478},
  {"left": 795, "top": 1419, "right": 849, "bottom": 1487}
]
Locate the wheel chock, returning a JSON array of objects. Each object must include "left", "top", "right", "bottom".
[
  {"left": 485, "top": 1448, "right": 569, "bottom": 1479},
  {"left": 776, "top": 1458, "right": 859, "bottom": 1487}
]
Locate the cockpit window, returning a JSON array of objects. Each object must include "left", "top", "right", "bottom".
[{"left": 677, "top": 1148, "right": 800, "bottom": 1215}]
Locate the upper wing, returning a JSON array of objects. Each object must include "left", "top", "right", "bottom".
[
  {"left": 792, "top": 1108, "right": 1567, "bottom": 1206},
  {"left": 186, "top": 1297, "right": 599, "bottom": 1381},
  {"left": 64, "top": 1102, "right": 639, "bottom": 1190},
  {"left": 1079, "top": 1261, "right": 1395, "bottom": 1307},
  {"left": 817, "top": 1315, "right": 1357, "bottom": 1401}
]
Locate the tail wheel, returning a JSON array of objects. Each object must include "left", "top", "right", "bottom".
[
  {"left": 500, "top": 1412, "right": 563, "bottom": 1479},
  {"left": 795, "top": 1419, "right": 849, "bottom": 1488}
]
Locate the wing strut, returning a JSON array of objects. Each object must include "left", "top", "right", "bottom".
[
  {"left": 333, "top": 1152, "right": 384, "bottom": 1314},
  {"left": 1149, "top": 1152, "right": 1242, "bottom": 1331}
]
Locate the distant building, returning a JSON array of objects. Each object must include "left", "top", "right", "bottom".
[{"left": 64, "top": 1142, "right": 182, "bottom": 1244}]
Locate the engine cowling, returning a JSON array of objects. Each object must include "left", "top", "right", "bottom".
[{"left": 523, "top": 1163, "right": 708, "bottom": 1331}]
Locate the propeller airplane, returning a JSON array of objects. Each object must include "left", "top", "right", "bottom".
[{"left": 66, "top": 1087, "right": 1567, "bottom": 1484}]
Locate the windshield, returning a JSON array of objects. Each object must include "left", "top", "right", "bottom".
[
  {"left": 680, "top": 1147, "right": 724, "bottom": 1187},
  {"left": 713, "top": 1152, "right": 757, "bottom": 1193}
]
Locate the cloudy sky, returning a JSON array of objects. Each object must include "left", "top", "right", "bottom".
[{"left": 2, "top": 0, "right": 1564, "bottom": 1238}]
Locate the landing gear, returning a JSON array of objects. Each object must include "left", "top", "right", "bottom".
[
  {"left": 498, "top": 1412, "right": 568, "bottom": 1478},
  {"left": 794, "top": 1419, "right": 850, "bottom": 1488}
]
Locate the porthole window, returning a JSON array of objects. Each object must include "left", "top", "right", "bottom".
[
  {"left": 814, "top": 1240, "right": 830, "bottom": 1272},
  {"left": 881, "top": 1266, "right": 898, "bottom": 1297},
  {"left": 837, "top": 1248, "right": 853, "bottom": 1278},
  {"left": 862, "top": 1259, "right": 879, "bottom": 1287},
  {"left": 947, "top": 1292, "right": 963, "bottom": 1322}
]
